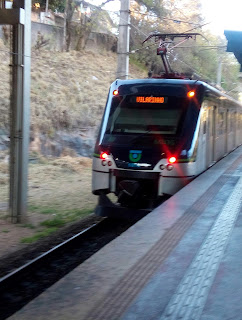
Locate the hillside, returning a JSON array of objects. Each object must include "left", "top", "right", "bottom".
[
  {"left": 0, "top": 39, "right": 147, "bottom": 156},
  {"left": 0, "top": 40, "right": 147, "bottom": 254}
]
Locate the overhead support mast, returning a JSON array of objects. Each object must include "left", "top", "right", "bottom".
[
  {"left": 116, "top": 0, "right": 130, "bottom": 80},
  {"left": 0, "top": 0, "right": 31, "bottom": 223}
]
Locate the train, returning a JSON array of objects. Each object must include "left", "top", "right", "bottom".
[{"left": 92, "top": 78, "right": 242, "bottom": 218}]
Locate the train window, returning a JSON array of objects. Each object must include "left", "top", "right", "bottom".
[
  {"left": 203, "top": 121, "right": 206, "bottom": 134},
  {"left": 201, "top": 108, "right": 207, "bottom": 134},
  {"left": 230, "top": 113, "right": 235, "bottom": 131},
  {"left": 218, "top": 112, "right": 225, "bottom": 135},
  {"left": 105, "top": 95, "right": 187, "bottom": 135},
  {"left": 227, "top": 113, "right": 230, "bottom": 133},
  {"left": 229, "top": 113, "right": 233, "bottom": 132}
]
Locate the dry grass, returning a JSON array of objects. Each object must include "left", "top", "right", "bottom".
[
  {"left": 0, "top": 153, "right": 96, "bottom": 221},
  {"left": 0, "top": 153, "right": 98, "bottom": 251},
  {"left": 0, "top": 39, "right": 147, "bottom": 214},
  {"left": 28, "top": 159, "right": 95, "bottom": 211}
]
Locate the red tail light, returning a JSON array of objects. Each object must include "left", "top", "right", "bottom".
[
  {"left": 100, "top": 152, "right": 108, "bottom": 160},
  {"left": 168, "top": 156, "right": 176, "bottom": 164}
]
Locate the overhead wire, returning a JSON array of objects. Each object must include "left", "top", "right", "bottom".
[
  {"left": 130, "top": 8, "right": 201, "bottom": 27},
  {"left": 169, "top": 52, "right": 214, "bottom": 83},
  {"left": 86, "top": 4, "right": 222, "bottom": 82},
  {"left": 113, "top": 8, "right": 214, "bottom": 81},
  {"left": 0, "top": 1, "right": 222, "bottom": 83}
]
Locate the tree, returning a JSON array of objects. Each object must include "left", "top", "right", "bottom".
[
  {"left": 34, "top": 0, "right": 65, "bottom": 12},
  {"left": 63, "top": 0, "right": 115, "bottom": 52},
  {"left": 128, "top": 0, "right": 240, "bottom": 93}
]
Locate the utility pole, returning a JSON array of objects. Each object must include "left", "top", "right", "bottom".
[
  {"left": 216, "top": 57, "right": 222, "bottom": 87},
  {"left": 0, "top": 0, "right": 31, "bottom": 222},
  {"left": 0, "top": 0, "right": 5, "bottom": 8},
  {"left": 116, "top": 0, "right": 130, "bottom": 79},
  {"left": 45, "top": 0, "right": 49, "bottom": 13}
]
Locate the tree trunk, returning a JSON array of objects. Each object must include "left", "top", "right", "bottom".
[{"left": 64, "top": 0, "right": 74, "bottom": 52}]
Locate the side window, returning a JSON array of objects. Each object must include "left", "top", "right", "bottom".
[
  {"left": 228, "top": 112, "right": 231, "bottom": 133},
  {"left": 203, "top": 120, "right": 206, "bottom": 134},
  {"left": 218, "top": 112, "right": 224, "bottom": 135},
  {"left": 230, "top": 112, "right": 235, "bottom": 132},
  {"left": 201, "top": 105, "right": 207, "bottom": 135},
  {"left": 212, "top": 106, "right": 217, "bottom": 137}
]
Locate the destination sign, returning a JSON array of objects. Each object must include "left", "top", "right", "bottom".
[{"left": 136, "top": 96, "right": 166, "bottom": 103}]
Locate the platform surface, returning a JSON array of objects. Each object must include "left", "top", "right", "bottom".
[{"left": 9, "top": 146, "right": 242, "bottom": 320}]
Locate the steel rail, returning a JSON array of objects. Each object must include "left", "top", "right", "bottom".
[
  {"left": 0, "top": 217, "right": 139, "bottom": 320},
  {"left": 0, "top": 223, "right": 97, "bottom": 284}
]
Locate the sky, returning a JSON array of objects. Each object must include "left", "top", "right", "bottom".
[
  {"left": 201, "top": 0, "right": 242, "bottom": 35},
  {"left": 89, "top": 0, "right": 242, "bottom": 36}
]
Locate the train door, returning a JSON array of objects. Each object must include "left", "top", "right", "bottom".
[
  {"left": 233, "top": 112, "right": 237, "bottom": 148},
  {"left": 212, "top": 106, "right": 217, "bottom": 161},
  {"left": 201, "top": 107, "right": 207, "bottom": 170},
  {"left": 217, "top": 109, "right": 226, "bottom": 158},
  {"left": 227, "top": 110, "right": 232, "bottom": 152},
  {"left": 225, "top": 109, "right": 228, "bottom": 153},
  {"left": 206, "top": 105, "right": 213, "bottom": 166},
  {"left": 222, "top": 110, "right": 226, "bottom": 156},
  {"left": 231, "top": 112, "right": 236, "bottom": 149},
  {"left": 239, "top": 114, "right": 242, "bottom": 145}
]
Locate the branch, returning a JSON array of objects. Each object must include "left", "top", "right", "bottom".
[{"left": 100, "top": 0, "right": 114, "bottom": 7}]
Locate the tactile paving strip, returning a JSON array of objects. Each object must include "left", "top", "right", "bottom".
[
  {"left": 86, "top": 157, "right": 242, "bottom": 320},
  {"left": 160, "top": 177, "right": 242, "bottom": 320}
]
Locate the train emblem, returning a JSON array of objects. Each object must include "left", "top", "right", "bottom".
[{"left": 129, "top": 150, "right": 142, "bottom": 162}]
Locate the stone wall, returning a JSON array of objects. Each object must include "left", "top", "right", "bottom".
[
  {"left": 1, "top": 22, "right": 117, "bottom": 52},
  {"left": 32, "top": 22, "right": 117, "bottom": 52}
]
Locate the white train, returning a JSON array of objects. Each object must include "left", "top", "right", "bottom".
[{"left": 92, "top": 79, "right": 242, "bottom": 218}]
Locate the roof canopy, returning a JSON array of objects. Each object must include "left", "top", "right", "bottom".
[{"left": 224, "top": 30, "right": 242, "bottom": 71}]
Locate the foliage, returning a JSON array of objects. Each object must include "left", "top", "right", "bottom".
[
  {"left": 129, "top": 0, "right": 240, "bottom": 92},
  {"left": 34, "top": 0, "right": 65, "bottom": 12},
  {"left": 136, "top": 0, "right": 166, "bottom": 17}
]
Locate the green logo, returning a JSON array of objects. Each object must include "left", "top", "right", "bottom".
[{"left": 129, "top": 150, "right": 142, "bottom": 162}]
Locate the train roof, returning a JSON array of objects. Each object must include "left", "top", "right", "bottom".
[{"left": 112, "top": 78, "right": 242, "bottom": 108}]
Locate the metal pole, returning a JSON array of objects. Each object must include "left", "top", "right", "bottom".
[
  {"left": 45, "top": 0, "right": 49, "bottom": 13},
  {"left": 9, "top": 0, "right": 31, "bottom": 223},
  {"left": 216, "top": 57, "right": 222, "bottom": 87},
  {"left": 116, "top": 0, "right": 130, "bottom": 79},
  {"left": 0, "top": 0, "right": 5, "bottom": 9}
]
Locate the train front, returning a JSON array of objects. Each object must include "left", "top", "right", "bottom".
[{"left": 92, "top": 79, "right": 203, "bottom": 217}]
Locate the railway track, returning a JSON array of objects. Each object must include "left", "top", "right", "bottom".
[{"left": 0, "top": 217, "right": 140, "bottom": 320}]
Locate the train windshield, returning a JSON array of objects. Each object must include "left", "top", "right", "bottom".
[{"left": 105, "top": 95, "right": 187, "bottom": 136}]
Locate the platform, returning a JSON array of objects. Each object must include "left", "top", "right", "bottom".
[{"left": 9, "top": 146, "right": 242, "bottom": 320}]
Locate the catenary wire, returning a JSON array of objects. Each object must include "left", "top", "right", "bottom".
[{"left": 0, "top": 3, "right": 224, "bottom": 83}]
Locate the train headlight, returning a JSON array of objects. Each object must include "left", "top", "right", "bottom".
[
  {"left": 160, "top": 164, "right": 165, "bottom": 170},
  {"left": 187, "top": 90, "right": 195, "bottom": 98},
  {"left": 168, "top": 156, "right": 176, "bottom": 164},
  {"left": 102, "top": 160, "right": 107, "bottom": 166},
  {"left": 108, "top": 161, "right": 112, "bottom": 166}
]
